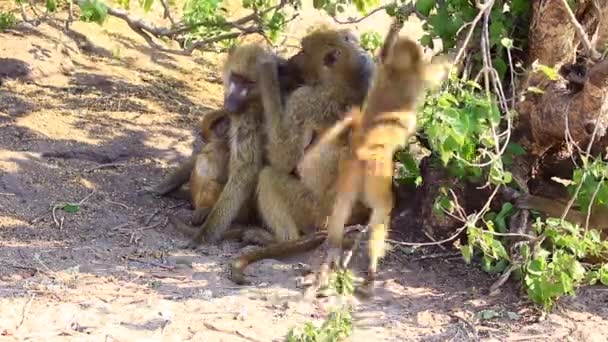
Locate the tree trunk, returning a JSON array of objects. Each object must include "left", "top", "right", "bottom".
[{"left": 514, "top": 0, "right": 608, "bottom": 195}]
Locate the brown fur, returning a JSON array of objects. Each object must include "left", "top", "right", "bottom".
[
  {"left": 190, "top": 110, "right": 231, "bottom": 225},
  {"left": 150, "top": 44, "right": 304, "bottom": 242},
  {"left": 186, "top": 44, "right": 276, "bottom": 246},
  {"left": 227, "top": 28, "right": 375, "bottom": 284},
  {"left": 303, "top": 23, "right": 449, "bottom": 297}
]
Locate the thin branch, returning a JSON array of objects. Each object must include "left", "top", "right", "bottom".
[
  {"left": 560, "top": 0, "right": 602, "bottom": 60},
  {"left": 584, "top": 178, "right": 604, "bottom": 232},
  {"left": 15, "top": 295, "right": 35, "bottom": 331},
  {"left": 159, "top": 0, "right": 175, "bottom": 26},
  {"left": 331, "top": 3, "right": 427, "bottom": 25},
  {"left": 450, "top": 0, "right": 495, "bottom": 73},
  {"left": 186, "top": 31, "right": 256, "bottom": 54},
  {"left": 103, "top": 0, "right": 291, "bottom": 55},
  {"left": 560, "top": 97, "right": 606, "bottom": 223},
  {"left": 331, "top": 5, "right": 390, "bottom": 24}
]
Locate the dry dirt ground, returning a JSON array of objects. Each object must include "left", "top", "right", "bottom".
[{"left": 1, "top": 4, "right": 608, "bottom": 342}]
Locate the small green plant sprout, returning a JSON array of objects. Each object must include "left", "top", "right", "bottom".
[
  {"left": 0, "top": 11, "right": 17, "bottom": 30},
  {"left": 286, "top": 308, "right": 353, "bottom": 342}
]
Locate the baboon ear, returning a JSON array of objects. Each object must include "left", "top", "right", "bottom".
[{"left": 323, "top": 49, "right": 341, "bottom": 67}]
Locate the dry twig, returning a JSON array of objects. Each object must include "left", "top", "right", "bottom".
[{"left": 15, "top": 294, "right": 35, "bottom": 331}]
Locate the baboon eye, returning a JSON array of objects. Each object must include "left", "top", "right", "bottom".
[{"left": 324, "top": 49, "right": 340, "bottom": 67}]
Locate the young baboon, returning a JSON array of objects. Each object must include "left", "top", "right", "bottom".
[
  {"left": 227, "top": 28, "right": 375, "bottom": 284},
  {"left": 255, "top": 28, "right": 375, "bottom": 240},
  {"left": 189, "top": 110, "right": 230, "bottom": 225},
  {"left": 303, "top": 23, "right": 449, "bottom": 297}
]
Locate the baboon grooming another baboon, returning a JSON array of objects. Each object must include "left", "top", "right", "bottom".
[
  {"left": 186, "top": 43, "right": 306, "bottom": 247},
  {"left": 228, "top": 28, "right": 375, "bottom": 284},
  {"left": 149, "top": 44, "right": 304, "bottom": 242}
]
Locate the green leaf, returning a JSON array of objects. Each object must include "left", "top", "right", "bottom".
[
  {"left": 569, "top": 260, "right": 586, "bottom": 282},
  {"left": 502, "top": 171, "right": 513, "bottom": 184},
  {"left": 527, "top": 258, "right": 546, "bottom": 276},
  {"left": 511, "top": 0, "right": 530, "bottom": 15},
  {"left": 142, "top": 0, "right": 154, "bottom": 12},
  {"left": 600, "top": 264, "right": 608, "bottom": 286},
  {"left": 420, "top": 34, "right": 434, "bottom": 49},
  {"left": 312, "top": 0, "right": 326, "bottom": 9},
  {"left": 415, "top": 0, "right": 436, "bottom": 16},
  {"left": 507, "top": 142, "right": 526, "bottom": 156},
  {"left": 79, "top": 0, "right": 109, "bottom": 25},
  {"left": 534, "top": 63, "right": 559, "bottom": 81},
  {"left": 501, "top": 37, "right": 513, "bottom": 49},
  {"left": 46, "top": 0, "right": 57, "bottom": 12},
  {"left": 493, "top": 57, "right": 508, "bottom": 80},
  {"left": 461, "top": 244, "right": 473, "bottom": 263},
  {"left": 62, "top": 204, "right": 80, "bottom": 213}
]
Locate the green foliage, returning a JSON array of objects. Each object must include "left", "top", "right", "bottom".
[
  {"left": 0, "top": 11, "right": 17, "bottom": 30},
  {"left": 328, "top": 269, "right": 355, "bottom": 295},
  {"left": 286, "top": 309, "right": 353, "bottom": 342},
  {"left": 418, "top": 77, "right": 511, "bottom": 184},
  {"left": 569, "top": 159, "right": 608, "bottom": 213},
  {"left": 139, "top": 0, "right": 154, "bottom": 12},
  {"left": 394, "top": 149, "right": 422, "bottom": 186},
  {"left": 79, "top": 0, "right": 108, "bottom": 25},
  {"left": 62, "top": 204, "right": 80, "bottom": 213},
  {"left": 181, "top": 0, "right": 229, "bottom": 49},
  {"left": 312, "top": 0, "right": 379, "bottom": 17},
  {"left": 46, "top": 0, "right": 58, "bottom": 12},
  {"left": 463, "top": 201, "right": 608, "bottom": 310},
  {"left": 522, "top": 218, "right": 607, "bottom": 310},
  {"left": 417, "top": 0, "right": 531, "bottom": 80},
  {"left": 359, "top": 30, "right": 382, "bottom": 54},
  {"left": 115, "top": 0, "right": 130, "bottom": 9}
]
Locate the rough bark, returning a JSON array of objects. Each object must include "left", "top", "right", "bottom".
[{"left": 514, "top": 0, "right": 608, "bottom": 188}]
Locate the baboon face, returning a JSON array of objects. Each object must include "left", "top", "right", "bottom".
[
  {"left": 222, "top": 44, "right": 305, "bottom": 114},
  {"left": 222, "top": 44, "right": 269, "bottom": 114},
  {"left": 290, "top": 29, "right": 375, "bottom": 96}
]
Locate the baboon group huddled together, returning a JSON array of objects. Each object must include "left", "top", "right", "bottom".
[{"left": 146, "top": 19, "right": 450, "bottom": 296}]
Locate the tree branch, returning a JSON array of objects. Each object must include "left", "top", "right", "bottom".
[
  {"left": 103, "top": 0, "right": 292, "bottom": 55},
  {"left": 560, "top": 0, "right": 602, "bottom": 60},
  {"left": 330, "top": 3, "right": 427, "bottom": 25},
  {"left": 159, "top": 0, "right": 175, "bottom": 26}
]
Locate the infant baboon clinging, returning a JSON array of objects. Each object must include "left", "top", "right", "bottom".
[
  {"left": 189, "top": 110, "right": 231, "bottom": 225},
  {"left": 228, "top": 28, "right": 375, "bottom": 284},
  {"left": 302, "top": 22, "right": 450, "bottom": 297}
]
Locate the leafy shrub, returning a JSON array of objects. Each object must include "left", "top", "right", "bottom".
[{"left": 0, "top": 11, "right": 17, "bottom": 30}]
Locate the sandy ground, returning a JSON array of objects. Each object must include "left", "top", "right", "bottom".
[{"left": 1, "top": 2, "right": 608, "bottom": 341}]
